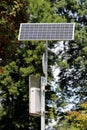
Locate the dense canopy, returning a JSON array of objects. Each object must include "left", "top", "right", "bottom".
[{"left": 0, "top": 0, "right": 87, "bottom": 130}]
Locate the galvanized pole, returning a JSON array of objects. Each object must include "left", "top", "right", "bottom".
[
  {"left": 41, "top": 77, "right": 45, "bottom": 130},
  {"left": 41, "top": 41, "right": 48, "bottom": 130},
  {"left": 45, "top": 41, "right": 48, "bottom": 86}
]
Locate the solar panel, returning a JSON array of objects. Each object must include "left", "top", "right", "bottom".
[{"left": 18, "top": 23, "right": 75, "bottom": 41}]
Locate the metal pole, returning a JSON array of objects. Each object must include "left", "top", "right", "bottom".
[
  {"left": 41, "top": 41, "right": 48, "bottom": 130},
  {"left": 41, "top": 77, "right": 45, "bottom": 130},
  {"left": 45, "top": 41, "right": 48, "bottom": 86}
]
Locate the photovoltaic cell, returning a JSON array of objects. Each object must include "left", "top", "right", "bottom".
[{"left": 18, "top": 23, "right": 75, "bottom": 41}]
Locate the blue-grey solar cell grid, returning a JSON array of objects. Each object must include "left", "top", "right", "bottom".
[{"left": 18, "top": 23, "right": 75, "bottom": 41}]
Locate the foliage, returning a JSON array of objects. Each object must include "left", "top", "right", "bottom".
[
  {"left": 1, "top": 0, "right": 87, "bottom": 130},
  {"left": 55, "top": 0, "right": 87, "bottom": 104},
  {"left": 0, "top": 64, "right": 29, "bottom": 129},
  {"left": 54, "top": 119, "right": 79, "bottom": 130},
  {"left": 52, "top": 0, "right": 87, "bottom": 128},
  {"left": 66, "top": 102, "right": 87, "bottom": 130},
  {"left": 28, "top": 0, "right": 66, "bottom": 23},
  {"left": 54, "top": 103, "right": 87, "bottom": 130},
  {"left": 0, "top": 0, "right": 64, "bottom": 129},
  {"left": 0, "top": 43, "right": 45, "bottom": 130},
  {"left": 0, "top": 0, "right": 28, "bottom": 65}
]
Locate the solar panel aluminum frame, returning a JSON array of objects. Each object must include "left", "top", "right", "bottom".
[{"left": 18, "top": 23, "right": 75, "bottom": 41}]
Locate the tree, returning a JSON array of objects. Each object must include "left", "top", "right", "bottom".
[
  {"left": 0, "top": 0, "right": 66, "bottom": 129},
  {"left": 0, "top": 0, "right": 28, "bottom": 65},
  {"left": 55, "top": 0, "right": 87, "bottom": 104},
  {"left": 2, "top": 0, "right": 87, "bottom": 129},
  {"left": 50, "top": 0, "right": 87, "bottom": 128},
  {"left": 28, "top": 0, "right": 66, "bottom": 23},
  {"left": 0, "top": 43, "right": 45, "bottom": 130},
  {"left": 66, "top": 102, "right": 87, "bottom": 130}
]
